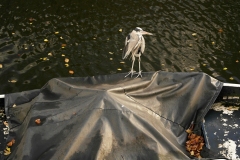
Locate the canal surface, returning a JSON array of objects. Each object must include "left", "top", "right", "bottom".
[{"left": 0, "top": 0, "right": 239, "bottom": 94}]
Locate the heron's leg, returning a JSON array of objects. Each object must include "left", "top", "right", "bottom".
[
  {"left": 125, "top": 56, "right": 136, "bottom": 78},
  {"left": 135, "top": 55, "right": 142, "bottom": 78}
]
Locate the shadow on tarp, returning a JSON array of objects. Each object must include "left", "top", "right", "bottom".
[{"left": 1, "top": 71, "right": 223, "bottom": 159}]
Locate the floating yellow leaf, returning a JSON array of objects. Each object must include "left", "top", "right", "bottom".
[
  {"left": 65, "top": 58, "right": 69, "bottom": 63},
  {"left": 236, "top": 60, "right": 239, "bottom": 63},
  {"left": 13, "top": 104, "right": 16, "bottom": 108},
  {"left": 117, "top": 68, "right": 122, "bottom": 71},
  {"left": 192, "top": 33, "right": 197, "bottom": 36},
  {"left": 9, "top": 80, "right": 17, "bottom": 83},
  {"left": 44, "top": 39, "right": 48, "bottom": 42},
  {"left": 48, "top": 53, "right": 53, "bottom": 56},
  {"left": 55, "top": 31, "right": 59, "bottom": 34},
  {"left": 43, "top": 57, "right": 47, "bottom": 61},
  {"left": 190, "top": 68, "right": 194, "bottom": 71},
  {"left": 60, "top": 36, "right": 63, "bottom": 39},
  {"left": 62, "top": 54, "right": 65, "bottom": 57},
  {"left": 12, "top": 32, "right": 15, "bottom": 35},
  {"left": 65, "top": 64, "right": 69, "bottom": 67},
  {"left": 119, "top": 28, "right": 123, "bottom": 32},
  {"left": 229, "top": 77, "right": 234, "bottom": 80},
  {"left": 212, "top": 42, "right": 215, "bottom": 45},
  {"left": 29, "top": 22, "right": 32, "bottom": 25},
  {"left": 223, "top": 67, "right": 227, "bottom": 70},
  {"left": 203, "top": 64, "right": 207, "bottom": 66},
  {"left": 109, "top": 52, "right": 113, "bottom": 54},
  {"left": 0, "top": 64, "right": 2, "bottom": 68},
  {"left": 120, "top": 61, "right": 125, "bottom": 64},
  {"left": 69, "top": 70, "right": 74, "bottom": 74},
  {"left": 110, "top": 58, "right": 113, "bottom": 60}
]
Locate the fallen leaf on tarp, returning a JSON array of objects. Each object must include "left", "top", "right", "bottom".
[
  {"left": 35, "top": 119, "right": 41, "bottom": 125},
  {"left": 185, "top": 132, "right": 204, "bottom": 158},
  {"left": 7, "top": 139, "right": 15, "bottom": 147},
  {"left": 4, "top": 147, "right": 11, "bottom": 156},
  {"left": 3, "top": 121, "right": 8, "bottom": 127}
]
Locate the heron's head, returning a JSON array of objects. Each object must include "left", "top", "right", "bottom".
[
  {"left": 135, "top": 27, "right": 143, "bottom": 32},
  {"left": 135, "top": 27, "right": 153, "bottom": 35}
]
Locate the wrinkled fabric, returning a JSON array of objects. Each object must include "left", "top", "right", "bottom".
[{"left": 4, "top": 71, "right": 223, "bottom": 160}]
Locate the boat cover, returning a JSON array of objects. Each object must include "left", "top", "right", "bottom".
[{"left": 3, "top": 71, "right": 223, "bottom": 159}]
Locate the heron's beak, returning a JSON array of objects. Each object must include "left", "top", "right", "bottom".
[{"left": 141, "top": 31, "right": 153, "bottom": 35}]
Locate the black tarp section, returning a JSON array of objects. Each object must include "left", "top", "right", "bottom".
[{"left": 2, "top": 71, "right": 223, "bottom": 160}]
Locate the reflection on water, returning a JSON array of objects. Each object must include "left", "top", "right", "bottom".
[{"left": 0, "top": 0, "right": 239, "bottom": 93}]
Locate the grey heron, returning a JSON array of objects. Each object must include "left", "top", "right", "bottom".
[{"left": 122, "top": 27, "right": 153, "bottom": 78}]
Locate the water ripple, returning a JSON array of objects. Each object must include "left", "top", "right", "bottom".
[{"left": 0, "top": 0, "right": 239, "bottom": 93}]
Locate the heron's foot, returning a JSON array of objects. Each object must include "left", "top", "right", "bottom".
[
  {"left": 135, "top": 70, "right": 142, "bottom": 78},
  {"left": 125, "top": 70, "right": 136, "bottom": 78}
]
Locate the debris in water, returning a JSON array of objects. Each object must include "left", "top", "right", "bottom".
[
  {"left": 69, "top": 70, "right": 74, "bottom": 74},
  {"left": 211, "top": 103, "right": 235, "bottom": 115},
  {"left": 65, "top": 58, "right": 69, "bottom": 63},
  {"left": 220, "top": 140, "right": 239, "bottom": 159}
]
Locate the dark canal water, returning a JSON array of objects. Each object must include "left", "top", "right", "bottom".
[{"left": 0, "top": 0, "right": 239, "bottom": 94}]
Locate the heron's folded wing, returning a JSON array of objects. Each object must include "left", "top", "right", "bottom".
[
  {"left": 122, "top": 31, "right": 139, "bottom": 59},
  {"left": 140, "top": 36, "right": 145, "bottom": 54}
]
